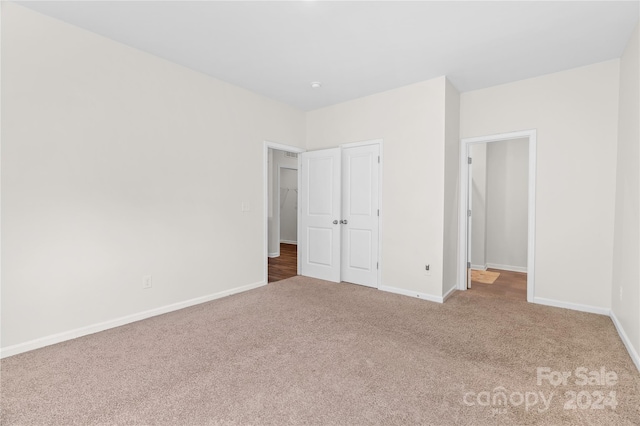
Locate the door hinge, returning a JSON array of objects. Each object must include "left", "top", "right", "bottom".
[
  {"left": 467, "top": 262, "right": 471, "bottom": 268},
  {"left": 377, "top": 262, "right": 379, "bottom": 270},
  {"left": 378, "top": 156, "right": 380, "bottom": 164},
  {"left": 377, "top": 209, "right": 380, "bottom": 216},
  {"left": 468, "top": 157, "right": 472, "bottom": 164},
  {"left": 468, "top": 209, "right": 471, "bottom": 217}
]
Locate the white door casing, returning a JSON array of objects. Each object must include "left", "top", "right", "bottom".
[
  {"left": 467, "top": 154, "right": 472, "bottom": 289},
  {"left": 458, "top": 130, "right": 537, "bottom": 303},
  {"left": 341, "top": 144, "right": 380, "bottom": 288},
  {"left": 299, "top": 148, "right": 342, "bottom": 282}
]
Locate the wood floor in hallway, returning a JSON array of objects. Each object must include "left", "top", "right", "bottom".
[
  {"left": 268, "top": 243, "right": 297, "bottom": 283},
  {"left": 268, "top": 247, "right": 526, "bottom": 300},
  {"left": 469, "top": 268, "right": 527, "bottom": 301}
]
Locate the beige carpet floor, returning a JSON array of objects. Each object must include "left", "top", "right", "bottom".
[{"left": 1, "top": 276, "right": 639, "bottom": 425}]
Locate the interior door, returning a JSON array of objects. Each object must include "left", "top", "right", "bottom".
[
  {"left": 341, "top": 144, "right": 379, "bottom": 288},
  {"left": 299, "top": 148, "right": 341, "bottom": 282}
]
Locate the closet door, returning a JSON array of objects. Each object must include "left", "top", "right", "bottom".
[
  {"left": 341, "top": 144, "right": 379, "bottom": 288},
  {"left": 299, "top": 148, "right": 341, "bottom": 282}
]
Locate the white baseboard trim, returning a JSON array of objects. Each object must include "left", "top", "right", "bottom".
[
  {"left": 533, "top": 297, "right": 610, "bottom": 316},
  {"left": 280, "top": 240, "right": 297, "bottom": 245},
  {"left": 0, "top": 280, "right": 267, "bottom": 359},
  {"left": 268, "top": 252, "right": 279, "bottom": 258},
  {"left": 471, "top": 264, "right": 487, "bottom": 271},
  {"left": 610, "top": 311, "right": 640, "bottom": 372},
  {"left": 486, "top": 263, "right": 528, "bottom": 273},
  {"left": 379, "top": 285, "right": 443, "bottom": 303},
  {"left": 525, "top": 297, "right": 640, "bottom": 372},
  {"left": 442, "top": 285, "right": 457, "bottom": 302}
]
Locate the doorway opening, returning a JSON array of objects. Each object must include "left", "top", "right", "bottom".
[
  {"left": 263, "top": 141, "right": 305, "bottom": 284},
  {"left": 468, "top": 139, "right": 529, "bottom": 301},
  {"left": 268, "top": 165, "right": 298, "bottom": 282},
  {"left": 458, "top": 130, "right": 537, "bottom": 302}
]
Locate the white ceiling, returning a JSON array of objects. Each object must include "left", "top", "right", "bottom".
[{"left": 17, "top": 1, "right": 640, "bottom": 111}]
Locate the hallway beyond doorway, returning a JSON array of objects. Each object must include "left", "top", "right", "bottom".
[
  {"left": 469, "top": 268, "right": 527, "bottom": 301},
  {"left": 268, "top": 243, "right": 297, "bottom": 283}
]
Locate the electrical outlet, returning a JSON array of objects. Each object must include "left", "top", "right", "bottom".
[
  {"left": 143, "top": 275, "right": 152, "bottom": 289},
  {"left": 424, "top": 264, "right": 431, "bottom": 276}
]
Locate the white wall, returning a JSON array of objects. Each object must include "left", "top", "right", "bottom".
[
  {"left": 461, "top": 60, "right": 620, "bottom": 311},
  {"left": 485, "top": 138, "right": 528, "bottom": 271},
  {"left": 611, "top": 22, "right": 640, "bottom": 367},
  {"left": 306, "top": 77, "right": 448, "bottom": 298},
  {"left": 442, "top": 80, "right": 460, "bottom": 296},
  {"left": 470, "top": 144, "right": 488, "bottom": 269},
  {"left": 1, "top": 4, "right": 305, "bottom": 351},
  {"left": 267, "top": 149, "right": 298, "bottom": 255},
  {"left": 279, "top": 167, "right": 298, "bottom": 244}
]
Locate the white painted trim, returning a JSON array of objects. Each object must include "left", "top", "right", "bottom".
[
  {"left": 263, "top": 141, "right": 305, "bottom": 284},
  {"left": 297, "top": 159, "right": 301, "bottom": 276},
  {"left": 461, "top": 130, "right": 536, "bottom": 145},
  {"left": 471, "top": 264, "right": 488, "bottom": 271},
  {"left": 486, "top": 263, "right": 528, "bottom": 273},
  {"left": 268, "top": 252, "right": 279, "bottom": 258},
  {"left": 377, "top": 141, "right": 383, "bottom": 289},
  {"left": 610, "top": 311, "right": 640, "bottom": 372},
  {"left": 533, "top": 297, "right": 610, "bottom": 316},
  {"left": 527, "top": 131, "right": 537, "bottom": 303},
  {"left": 379, "top": 285, "right": 443, "bottom": 303},
  {"left": 341, "top": 138, "right": 384, "bottom": 149},
  {"left": 458, "top": 130, "right": 537, "bottom": 303},
  {"left": 0, "top": 280, "right": 267, "bottom": 359},
  {"left": 265, "top": 141, "right": 306, "bottom": 154},
  {"left": 280, "top": 240, "right": 297, "bottom": 245},
  {"left": 458, "top": 141, "right": 470, "bottom": 292}
]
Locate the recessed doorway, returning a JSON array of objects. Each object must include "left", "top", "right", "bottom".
[
  {"left": 263, "top": 141, "right": 305, "bottom": 284},
  {"left": 458, "top": 130, "right": 537, "bottom": 302},
  {"left": 269, "top": 165, "right": 298, "bottom": 283},
  {"left": 467, "top": 138, "right": 529, "bottom": 301}
]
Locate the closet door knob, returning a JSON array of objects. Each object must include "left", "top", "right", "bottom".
[
  {"left": 333, "top": 220, "right": 339, "bottom": 224},
  {"left": 340, "top": 220, "right": 348, "bottom": 225}
]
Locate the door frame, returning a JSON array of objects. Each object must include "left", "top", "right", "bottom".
[
  {"left": 277, "top": 165, "right": 298, "bottom": 246},
  {"left": 340, "top": 139, "right": 383, "bottom": 288},
  {"left": 457, "top": 130, "right": 537, "bottom": 302},
  {"left": 263, "top": 141, "right": 305, "bottom": 284}
]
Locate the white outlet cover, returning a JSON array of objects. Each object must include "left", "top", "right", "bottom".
[{"left": 143, "top": 275, "right": 153, "bottom": 289}]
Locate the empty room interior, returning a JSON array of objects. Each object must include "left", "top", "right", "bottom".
[{"left": 2, "top": 1, "right": 640, "bottom": 424}]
